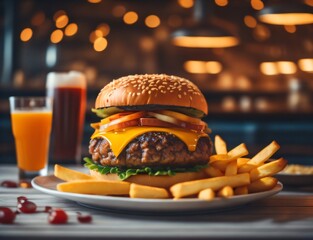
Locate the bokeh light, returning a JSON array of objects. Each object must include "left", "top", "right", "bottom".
[
  {"left": 123, "top": 11, "right": 138, "bottom": 25},
  {"left": 145, "top": 15, "right": 161, "bottom": 28},
  {"left": 65, "top": 23, "right": 78, "bottom": 36},
  {"left": 93, "top": 37, "right": 108, "bottom": 52},
  {"left": 20, "top": 28, "right": 33, "bottom": 42},
  {"left": 50, "top": 29, "right": 64, "bottom": 44}
]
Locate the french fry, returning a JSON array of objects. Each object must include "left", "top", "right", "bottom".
[
  {"left": 57, "top": 180, "right": 130, "bottom": 195},
  {"left": 54, "top": 164, "right": 94, "bottom": 182},
  {"left": 210, "top": 160, "right": 229, "bottom": 172},
  {"left": 170, "top": 173, "right": 250, "bottom": 199},
  {"left": 204, "top": 165, "right": 223, "bottom": 177},
  {"left": 248, "top": 177, "right": 278, "bottom": 193},
  {"left": 198, "top": 188, "right": 215, "bottom": 201},
  {"left": 227, "top": 143, "right": 249, "bottom": 159},
  {"left": 217, "top": 186, "right": 234, "bottom": 198},
  {"left": 238, "top": 141, "right": 280, "bottom": 173},
  {"left": 210, "top": 143, "right": 249, "bottom": 163},
  {"left": 129, "top": 183, "right": 169, "bottom": 199},
  {"left": 237, "top": 158, "right": 250, "bottom": 167},
  {"left": 209, "top": 154, "right": 229, "bottom": 162},
  {"left": 250, "top": 158, "right": 287, "bottom": 182},
  {"left": 215, "top": 135, "right": 227, "bottom": 154},
  {"left": 234, "top": 186, "right": 248, "bottom": 195},
  {"left": 225, "top": 160, "right": 237, "bottom": 176}
]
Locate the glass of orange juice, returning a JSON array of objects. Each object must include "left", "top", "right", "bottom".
[{"left": 9, "top": 97, "right": 53, "bottom": 181}]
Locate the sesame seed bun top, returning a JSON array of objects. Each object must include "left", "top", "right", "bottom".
[{"left": 95, "top": 74, "right": 208, "bottom": 115}]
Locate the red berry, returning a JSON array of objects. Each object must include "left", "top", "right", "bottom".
[
  {"left": 44, "top": 206, "right": 52, "bottom": 213},
  {"left": 17, "top": 196, "right": 28, "bottom": 203},
  {"left": 77, "top": 212, "right": 92, "bottom": 223},
  {"left": 1, "top": 180, "right": 18, "bottom": 188},
  {"left": 0, "top": 207, "right": 16, "bottom": 224},
  {"left": 17, "top": 200, "right": 37, "bottom": 213},
  {"left": 48, "top": 209, "right": 68, "bottom": 224}
]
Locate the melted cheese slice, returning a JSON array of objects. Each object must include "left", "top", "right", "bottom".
[{"left": 91, "top": 127, "right": 209, "bottom": 157}]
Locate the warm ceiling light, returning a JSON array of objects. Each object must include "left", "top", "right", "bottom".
[
  {"left": 56, "top": 15, "right": 69, "bottom": 28},
  {"left": 284, "top": 25, "right": 296, "bottom": 33},
  {"left": 244, "top": 15, "right": 257, "bottom": 28},
  {"left": 93, "top": 37, "right": 108, "bottom": 52},
  {"left": 206, "top": 61, "right": 222, "bottom": 74},
  {"left": 177, "top": 0, "right": 194, "bottom": 9},
  {"left": 215, "top": 0, "right": 228, "bottom": 7},
  {"left": 172, "top": 0, "right": 239, "bottom": 48},
  {"left": 259, "top": 62, "right": 278, "bottom": 75},
  {"left": 184, "top": 60, "right": 222, "bottom": 74},
  {"left": 173, "top": 35, "right": 238, "bottom": 48},
  {"left": 87, "top": 0, "right": 102, "bottom": 3},
  {"left": 184, "top": 61, "right": 206, "bottom": 74},
  {"left": 251, "top": 0, "right": 264, "bottom": 11},
  {"left": 258, "top": 4, "right": 313, "bottom": 25},
  {"left": 260, "top": 13, "right": 313, "bottom": 25},
  {"left": 50, "top": 29, "right": 63, "bottom": 44},
  {"left": 123, "top": 11, "right": 138, "bottom": 25},
  {"left": 298, "top": 58, "right": 313, "bottom": 72},
  {"left": 277, "top": 61, "right": 297, "bottom": 74},
  {"left": 145, "top": 15, "right": 161, "bottom": 28},
  {"left": 20, "top": 28, "right": 33, "bottom": 42},
  {"left": 65, "top": 23, "right": 78, "bottom": 36}
]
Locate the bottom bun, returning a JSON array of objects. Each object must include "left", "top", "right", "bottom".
[{"left": 90, "top": 169, "right": 206, "bottom": 189}]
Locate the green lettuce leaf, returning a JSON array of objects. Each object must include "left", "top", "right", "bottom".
[
  {"left": 91, "top": 107, "right": 123, "bottom": 118},
  {"left": 83, "top": 157, "right": 207, "bottom": 181}
]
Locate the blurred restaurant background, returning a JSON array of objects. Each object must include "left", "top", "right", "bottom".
[{"left": 0, "top": 0, "right": 313, "bottom": 164}]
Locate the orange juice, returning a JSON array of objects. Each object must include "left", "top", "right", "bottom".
[{"left": 11, "top": 111, "right": 52, "bottom": 171}]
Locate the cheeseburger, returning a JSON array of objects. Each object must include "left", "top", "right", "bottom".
[{"left": 85, "top": 74, "right": 212, "bottom": 188}]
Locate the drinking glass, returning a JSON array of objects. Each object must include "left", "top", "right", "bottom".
[
  {"left": 9, "top": 97, "right": 53, "bottom": 180},
  {"left": 46, "top": 71, "right": 86, "bottom": 164}
]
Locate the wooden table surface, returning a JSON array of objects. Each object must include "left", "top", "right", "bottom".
[{"left": 0, "top": 164, "right": 313, "bottom": 240}]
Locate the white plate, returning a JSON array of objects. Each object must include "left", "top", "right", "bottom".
[{"left": 32, "top": 175, "right": 282, "bottom": 214}]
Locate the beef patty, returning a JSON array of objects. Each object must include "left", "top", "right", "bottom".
[{"left": 89, "top": 132, "right": 212, "bottom": 168}]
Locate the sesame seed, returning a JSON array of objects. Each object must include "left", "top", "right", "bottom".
[{"left": 178, "top": 94, "right": 182, "bottom": 98}]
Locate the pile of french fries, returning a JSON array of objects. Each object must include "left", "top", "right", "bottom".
[{"left": 54, "top": 135, "right": 287, "bottom": 200}]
